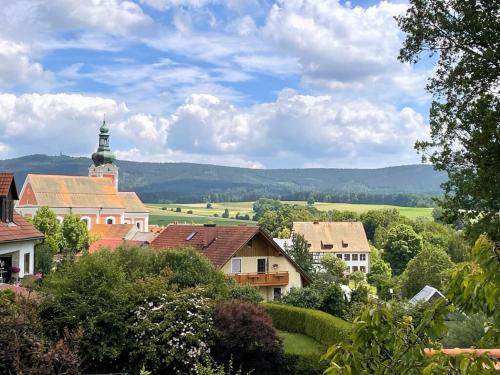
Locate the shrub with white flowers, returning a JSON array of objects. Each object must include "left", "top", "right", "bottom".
[{"left": 129, "top": 288, "right": 214, "bottom": 374}]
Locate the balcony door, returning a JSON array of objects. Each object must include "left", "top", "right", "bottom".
[{"left": 257, "top": 258, "right": 267, "bottom": 273}]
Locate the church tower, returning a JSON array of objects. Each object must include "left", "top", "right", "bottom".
[{"left": 89, "top": 120, "right": 119, "bottom": 190}]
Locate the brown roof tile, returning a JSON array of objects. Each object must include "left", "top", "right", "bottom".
[
  {"left": 117, "top": 192, "right": 148, "bottom": 213},
  {"left": 90, "top": 224, "right": 136, "bottom": 240},
  {"left": 0, "top": 172, "right": 18, "bottom": 199},
  {"left": 0, "top": 213, "right": 44, "bottom": 243}
]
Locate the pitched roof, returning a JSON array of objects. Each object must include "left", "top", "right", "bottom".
[
  {"left": 0, "top": 213, "right": 44, "bottom": 243},
  {"left": 409, "top": 285, "right": 447, "bottom": 305},
  {"left": 89, "top": 239, "right": 146, "bottom": 253},
  {"left": 21, "top": 174, "right": 124, "bottom": 209},
  {"left": 0, "top": 173, "right": 18, "bottom": 199},
  {"left": 118, "top": 192, "right": 148, "bottom": 213},
  {"left": 90, "top": 224, "right": 136, "bottom": 240},
  {"left": 292, "top": 221, "right": 370, "bottom": 253},
  {"left": 150, "top": 224, "right": 311, "bottom": 284}
]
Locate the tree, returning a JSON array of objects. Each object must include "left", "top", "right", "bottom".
[
  {"left": 321, "top": 254, "right": 348, "bottom": 284},
  {"left": 398, "top": 0, "right": 500, "bottom": 241},
  {"left": 252, "top": 198, "right": 282, "bottom": 221},
  {"left": 284, "top": 234, "right": 313, "bottom": 275},
  {"left": 35, "top": 243, "right": 53, "bottom": 275},
  {"left": 206, "top": 202, "right": 212, "bottom": 209},
  {"left": 227, "top": 283, "right": 263, "bottom": 304},
  {"left": 281, "top": 287, "right": 323, "bottom": 310},
  {"left": 367, "top": 255, "right": 392, "bottom": 298},
  {"left": 349, "top": 271, "right": 366, "bottom": 288},
  {"left": 307, "top": 195, "right": 315, "bottom": 205},
  {"left": 360, "top": 209, "right": 401, "bottom": 242},
  {"left": 212, "top": 301, "right": 284, "bottom": 375},
  {"left": 60, "top": 214, "right": 89, "bottom": 253},
  {"left": 32, "top": 206, "right": 61, "bottom": 253},
  {"left": 222, "top": 208, "right": 230, "bottom": 218},
  {"left": 383, "top": 224, "right": 422, "bottom": 275},
  {"left": 401, "top": 246, "right": 453, "bottom": 298},
  {"left": 319, "top": 282, "right": 348, "bottom": 319}
]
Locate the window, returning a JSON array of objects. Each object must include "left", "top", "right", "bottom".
[
  {"left": 312, "top": 252, "right": 322, "bottom": 264},
  {"left": 186, "top": 231, "right": 197, "bottom": 241},
  {"left": 344, "top": 254, "right": 350, "bottom": 261},
  {"left": 336, "top": 254, "right": 343, "bottom": 259},
  {"left": 360, "top": 266, "right": 366, "bottom": 273},
  {"left": 352, "top": 254, "right": 358, "bottom": 261},
  {"left": 360, "top": 254, "right": 366, "bottom": 261},
  {"left": 257, "top": 258, "right": 267, "bottom": 273},
  {"left": 24, "top": 253, "right": 30, "bottom": 274},
  {"left": 136, "top": 222, "right": 142, "bottom": 230},
  {"left": 81, "top": 217, "right": 91, "bottom": 230},
  {"left": 106, "top": 217, "right": 115, "bottom": 225},
  {"left": 273, "top": 288, "right": 282, "bottom": 300},
  {"left": 231, "top": 258, "right": 242, "bottom": 273},
  {"left": 352, "top": 266, "right": 358, "bottom": 272}
]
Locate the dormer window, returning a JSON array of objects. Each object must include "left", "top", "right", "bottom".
[
  {"left": 342, "top": 240, "right": 348, "bottom": 248},
  {"left": 0, "top": 197, "right": 14, "bottom": 223},
  {"left": 0, "top": 173, "right": 18, "bottom": 224}
]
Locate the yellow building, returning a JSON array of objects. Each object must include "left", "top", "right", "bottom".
[{"left": 151, "top": 224, "right": 311, "bottom": 301}]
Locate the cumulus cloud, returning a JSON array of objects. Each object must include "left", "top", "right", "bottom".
[{"left": 0, "top": 92, "right": 426, "bottom": 168}]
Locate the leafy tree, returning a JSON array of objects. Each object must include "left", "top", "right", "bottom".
[
  {"left": 227, "top": 283, "right": 263, "bottom": 304},
  {"left": 383, "top": 224, "right": 422, "bottom": 275},
  {"left": 367, "top": 255, "right": 392, "bottom": 298},
  {"left": 360, "top": 209, "right": 401, "bottom": 241},
  {"left": 35, "top": 243, "right": 53, "bottom": 275},
  {"left": 258, "top": 204, "right": 315, "bottom": 237},
  {"left": 212, "top": 301, "right": 284, "bottom": 375},
  {"left": 280, "top": 287, "right": 323, "bottom": 310},
  {"left": 322, "top": 300, "right": 495, "bottom": 374},
  {"left": 60, "top": 214, "right": 89, "bottom": 253},
  {"left": 32, "top": 206, "right": 61, "bottom": 253},
  {"left": 222, "top": 208, "right": 230, "bottom": 218},
  {"left": 307, "top": 195, "right": 315, "bottom": 205},
  {"left": 321, "top": 254, "right": 348, "bottom": 284},
  {"left": 401, "top": 246, "right": 453, "bottom": 298},
  {"left": 252, "top": 198, "right": 282, "bottom": 221},
  {"left": 319, "top": 283, "right": 348, "bottom": 319},
  {"left": 206, "top": 202, "right": 213, "bottom": 209},
  {"left": 284, "top": 234, "right": 313, "bottom": 275},
  {"left": 443, "top": 313, "right": 493, "bottom": 349},
  {"left": 398, "top": 0, "right": 500, "bottom": 241},
  {"left": 349, "top": 271, "right": 366, "bottom": 288}
]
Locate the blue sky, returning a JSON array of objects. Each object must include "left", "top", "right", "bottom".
[{"left": 0, "top": 0, "right": 432, "bottom": 169}]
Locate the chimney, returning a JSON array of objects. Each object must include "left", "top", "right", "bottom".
[{"left": 203, "top": 224, "right": 217, "bottom": 248}]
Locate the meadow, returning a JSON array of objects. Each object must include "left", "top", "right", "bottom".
[{"left": 147, "top": 201, "right": 433, "bottom": 226}]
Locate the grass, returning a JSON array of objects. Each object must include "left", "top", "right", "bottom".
[
  {"left": 147, "top": 200, "right": 433, "bottom": 226},
  {"left": 278, "top": 330, "right": 325, "bottom": 356}
]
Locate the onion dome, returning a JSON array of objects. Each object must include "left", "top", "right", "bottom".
[{"left": 91, "top": 120, "right": 116, "bottom": 166}]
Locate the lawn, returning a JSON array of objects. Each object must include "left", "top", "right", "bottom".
[
  {"left": 146, "top": 200, "right": 433, "bottom": 226},
  {"left": 278, "top": 330, "right": 326, "bottom": 356}
]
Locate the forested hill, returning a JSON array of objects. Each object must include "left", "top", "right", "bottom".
[{"left": 0, "top": 155, "right": 446, "bottom": 205}]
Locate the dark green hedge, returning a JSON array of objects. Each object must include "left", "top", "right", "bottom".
[
  {"left": 263, "top": 303, "right": 351, "bottom": 346},
  {"left": 282, "top": 353, "right": 327, "bottom": 375}
]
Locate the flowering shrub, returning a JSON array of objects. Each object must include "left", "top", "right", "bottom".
[
  {"left": 11, "top": 266, "right": 21, "bottom": 274},
  {"left": 128, "top": 288, "right": 214, "bottom": 374}
]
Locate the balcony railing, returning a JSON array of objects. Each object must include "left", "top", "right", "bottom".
[{"left": 231, "top": 271, "right": 289, "bottom": 286}]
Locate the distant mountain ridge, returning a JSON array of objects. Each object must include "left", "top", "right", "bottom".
[{"left": 0, "top": 155, "right": 446, "bottom": 204}]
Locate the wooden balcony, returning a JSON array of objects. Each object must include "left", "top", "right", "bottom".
[{"left": 231, "top": 271, "right": 289, "bottom": 286}]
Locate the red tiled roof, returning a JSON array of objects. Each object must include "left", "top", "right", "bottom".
[
  {"left": 0, "top": 213, "right": 44, "bottom": 243},
  {"left": 88, "top": 239, "right": 146, "bottom": 253},
  {"left": 150, "top": 224, "right": 259, "bottom": 267},
  {"left": 0, "top": 172, "right": 18, "bottom": 198},
  {"left": 90, "top": 224, "right": 135, "bottom": 240}
]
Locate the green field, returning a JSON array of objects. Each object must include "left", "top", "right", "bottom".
[
  {"left": 278, "top": 330, "right": 325, "bottom": 355},
  {"left": 147, "top": 201, "right": 433, "bottom": 226}
]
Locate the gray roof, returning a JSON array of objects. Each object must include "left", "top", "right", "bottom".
[{"left": 409, "top": 285, "right": 447, "bottom": 305}]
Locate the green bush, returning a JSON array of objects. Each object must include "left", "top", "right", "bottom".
[
  {"left": 283, "top": 353, "right": 327, "bottom": 375},
  {"left": 262, "top": 304, "right": 351, "bottom": 346}
]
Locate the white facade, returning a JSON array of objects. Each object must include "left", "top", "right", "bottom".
[{"left": 0, "top": 240, "right": 35, "bottom": 281}]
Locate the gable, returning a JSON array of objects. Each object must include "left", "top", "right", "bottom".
[{"left": 19, "top": 182, "right": 37, "bottom": 206}]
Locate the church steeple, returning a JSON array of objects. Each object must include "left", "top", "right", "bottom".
[{"left": 89, "top": 120, "right": 119, "bottom": 190}]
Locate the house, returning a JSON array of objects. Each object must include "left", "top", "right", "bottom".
[
  {"left": 150, "top": 224, "right": 311, "bottom": 301},
  {"left": 409, "top": 285, "right": 447, "bottom": 305},
  {"left": 88, "top": 223, "right": 154, "bottom": 253},
  {"left": 292, "top": 221, "right": 371, "bottom": 273},
  {"left": 16, "top": 121, "right": 149, "bottom": 232},
  {"left": 0, "top": 173, "right": 43, "bottom": 283}
]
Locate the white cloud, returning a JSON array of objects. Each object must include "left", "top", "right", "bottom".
[
  {"left": 141, "top": 0, "right": 214, "bottom": 10},
  {"left": 0, "top": 92, "right": 426, "bottom": 168},
  {"left": 0, "top": 40, "right": 53, "bottom": 89}
]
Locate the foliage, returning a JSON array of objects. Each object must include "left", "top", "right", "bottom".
[
  {"left": 212, "top": 301, "right": 283, "bottom": 375},
  {"left": 322, "top": 299, "right": 496, "bottom": 374},
  {"left": 253, "top": 198, "right": 283, "bottom": 221},
  {"left": 284, "top": 233, "right": 314, "bottom": 275},
  {"left": 401, "top": 246, "right": 453, "bottom": 298},
  {"left": 319, "top": 283, "right": 349, "bottom": 319},
  {"left": 443, "top": 313, "right": 493, "bottom": 349},
  {"left": 222, "top": 208, "right": 230, "bottom": 218},
  {"left": 263, "top": 303, "right": 351, "bottom": 347},
  {"left": 32, "top": 206, "right": 62, "bottom": 253},
  {"left": 227, "top": 283, "right": 263, "bottom": 304},
  {"left": 360, "top": 209, "right": 401, "bottom": 241},
  {"left": 383, "top": 224, "right": 422, "bottom": 275},
  {"left": 446, "top": 235, "right": 500, "bottom": 346},
  {"left": 35, "top": 243, "right": 53, "bottom": 275},
  {"left": 321, "top": 254, "right": 348, "bottom": 284},
  {"left": 128, "top": 288, "right": 213, "bottom": 374},
  {"left": 367, "top": 252, "right": 392, "bottom": 298},
  {"left": 258, "top": 204, "right": 315, "bottom": 237},
  {"left": 281, "top": 287, "right": 323, "bottom": 310},
  {"left": 398, "top": 0, "right": 500, "bottom": 241},
  {"left": 349, "top": 271, "right": 365, "bottom": 288},
  {"left": 0, "top": 291, "right": 81, "bottom": 375},
  {"left": 60, "top": 213, "right": 90, "bottom": 253}
]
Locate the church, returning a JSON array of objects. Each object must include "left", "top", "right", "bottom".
[{"left": 16, "top": 122, "right": 149, "bottom": 232}]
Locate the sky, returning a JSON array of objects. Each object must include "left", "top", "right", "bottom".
[{"left": 0, "top": 0, "right": 433, "bottom": 169}]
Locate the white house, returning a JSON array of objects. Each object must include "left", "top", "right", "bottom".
[
  {"left": 292, "top": 221, "right": 371, "bottom": 273},
  {"left": 0, "top": 173, "right": 43, "bottom": 283}
]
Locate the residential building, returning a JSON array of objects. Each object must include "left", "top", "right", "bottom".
[
  {"left": 0, "top": 173, "right": 43, "bottom": 283},
  {"left": 151, "top": 224, "right": 311, "bottom": 301},
  {"left": 88, "top": 223, "right": 154, "bottom": 253},
  {"left": 409, "top": 285, "right": 447, "bottom": 305},
  {"left": 292, "top": 221, "right": 371, "bottom": 273},
  {"left": 16, "top": 121, "right": 149, "bottom": 231}
]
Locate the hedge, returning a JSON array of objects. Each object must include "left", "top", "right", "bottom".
[{"left": 263, "top": 303, "right": 351, "bottom": 346}]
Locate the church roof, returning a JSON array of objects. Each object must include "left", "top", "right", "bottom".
[
  {"left": 21, "top": 174, "right": 125, "bottom": 209},
  {"left": 118, "top": 192, "right": 148, "bottom": 213}
]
